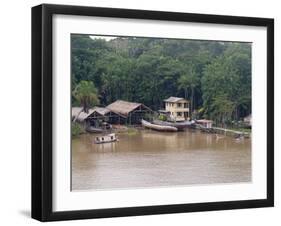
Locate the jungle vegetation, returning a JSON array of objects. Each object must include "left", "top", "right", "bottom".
[{"left": 71, "top": 34, "right": 251, "bottom": 125}]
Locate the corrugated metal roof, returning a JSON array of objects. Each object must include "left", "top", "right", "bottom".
[{"left": 164, "top": 96, "right": 187, "bottom": 103}]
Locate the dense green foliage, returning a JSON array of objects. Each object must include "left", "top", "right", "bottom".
[
  {"left": 72, "top": 80, "right": 99, "bottom": 112},
  {"left": 71, "top": 122, "right": 84, "bottom": 137},
  {"left": 71, "top": 35, "right": 251, "bottom": 124}
]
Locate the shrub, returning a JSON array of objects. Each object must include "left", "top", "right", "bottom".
[
  {"left": 158, "top": 114, "right": 167, "bottom": 121},
  {"left": 72, "top": 122, "right": 84, "bottom": 137}
]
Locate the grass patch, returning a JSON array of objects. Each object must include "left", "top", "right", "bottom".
[
  {"left": 227, "top": 127, "right": 251, "bottom": 133},
  {"left": 72, "top": 122, "right": 84, "bottom": 137}
]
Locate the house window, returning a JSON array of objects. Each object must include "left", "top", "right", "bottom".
[
  {"left": 177, "top": 103, "right": 181, "bottom": 108},
  {"left": 177, "top": 112, "right": 182, "bottom": 116}
]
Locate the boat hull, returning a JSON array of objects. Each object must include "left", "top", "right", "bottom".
[
  {"left": 86, "top": 126, "right": 103, "bottom": 133},
  {"left": 94, "top": 138, "right": 117, "bottom": 144},
  {"left": 94, "top": 133, "right": 118, "bottom": 144},
  {"left": 153, "top": 119, "right": 194, "bottom": 130},
  {"left": 141, "top": 119, "right": 178, "bottom": 132}
]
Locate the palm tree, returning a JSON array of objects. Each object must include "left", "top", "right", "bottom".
[
  {"left": 73, "top": 80, "right": 99, "bottom": 113},
  {"left": 178, "top": 64, "right": 199, "bottom": 118}
]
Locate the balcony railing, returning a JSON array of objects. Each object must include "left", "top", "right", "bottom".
[{"left": 172, "top": 108, "right": 189, "bottom": 112}]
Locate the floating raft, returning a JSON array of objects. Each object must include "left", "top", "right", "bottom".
[{"left": 141, "top": 119, "right": 178, "bottom": 132}]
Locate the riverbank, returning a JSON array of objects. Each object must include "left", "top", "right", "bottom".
[{"left": 72, "top": 121, "right": 251, "bottom": 139}]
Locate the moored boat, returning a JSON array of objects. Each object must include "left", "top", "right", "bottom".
[
  {"left": 94, "top": 133, "right": 118, "bottom": 144},
  {"left": 152, "top": 119, "right": 194, "bottom": 130},
  {"left": 85, "top": 126, "right": 103, "bottom": 133},
  {"left": 141, "top": 119, "right": 178, "bottom": 132}
]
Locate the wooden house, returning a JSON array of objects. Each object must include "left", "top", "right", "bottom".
[
  {"left": 86, "top": 107, "right": 126, "bottom": 125},
  {"left": 163, "top": 97, "right": 190, "bottom": 121},
  {"left": 72, "top": 106, "right": 126, "bottom": 126},
  {"left": 106, "top": 100, "right": 153, "bottom": 124},
  {"left": 72, "top": 100, "right": 153, "bottom": 126}
]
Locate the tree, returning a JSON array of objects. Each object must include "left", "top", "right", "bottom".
[
  {"left": 178, "top": 64, "right": 199, "bottom": 118},
  {"left": 72, "top": 80, "right": 99, "bottom": 113},
  {"left": 210, "top": 94, "right": 235, "bottom": 127},
  {"left": 71, "top": 35, "right": 252, "bottom": 126},
  {"left": 201, "top": 44, "right": 252, "bottom": 125}
]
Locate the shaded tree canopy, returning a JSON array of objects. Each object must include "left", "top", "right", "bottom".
[
  {"left": 71, "top": 34, "right": 251, "bottom": 123},
  {"left": 72, "top": 80, "right": 99, "bottom": 113}
]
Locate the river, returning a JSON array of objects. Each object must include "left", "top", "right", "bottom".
[{"left": 72, "top": 129, "right": 251, "bottom": 191}]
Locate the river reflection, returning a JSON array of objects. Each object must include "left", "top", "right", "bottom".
[{"left": 72, "top": 130, "right": 251, "bottom": 191}]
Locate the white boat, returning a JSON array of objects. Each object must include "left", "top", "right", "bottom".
[
  {"left": 141, "top": 119, "right": 178, "bottom": 132},
  {"left": 152, "top": 119, "right": 194, "bottom": 130},
  {"left": 94, "top": 133, "right": 118, "bottom": 144}
]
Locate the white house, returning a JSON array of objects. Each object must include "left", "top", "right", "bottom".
[{"left": 163, "top": 97, "right": 189, "bottom": 121}]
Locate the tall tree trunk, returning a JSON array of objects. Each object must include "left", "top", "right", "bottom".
[
  {"left": 185, "top": 88, "right": 188, "bottom": 100},
  {"left": 83, "top": 97, "right": 87, "bottom": 113},
  {"left": 190, "top": 88, "right": 194, "bottom": 119}
]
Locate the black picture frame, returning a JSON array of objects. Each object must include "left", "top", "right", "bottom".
[{"left": 32, "top": 4, "right": 274, "bottom": 222}]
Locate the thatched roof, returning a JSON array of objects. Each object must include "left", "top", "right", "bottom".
[
  {"left": 72, "top": 100, "right": 152, "bottom": 121},
  {"left": 72, "top": 106, "right": 126, "bottom": 122},
  {"left": 164, "top": 97, "right": 188, "bottom": 103},
  {"left": 92, "top": 107, "right": 110, "bottom": 116},
  {"left": 72, "top": 107, "right": 82, "bottom": 119},
  {"left": 107, "top": 100, "right": 151, "bottom": 117},
  {"left": 72, "top": 107, "right": 95, "bottom": 122}
]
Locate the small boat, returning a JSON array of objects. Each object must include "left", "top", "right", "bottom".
[
  {"left": 152, "top": 119, "right": 194, "bottom": 130},
  {"left": 86, "top": 126, "right": 103, "bottom": 133},
  {"left": 94, "top": 133, "right": 118, "bottom": 144},
  {"left": 86, "top": 122, "right": 112, "bottom": 133},
  {"left": 141, "top": 119, "right": 178, "bottom": 132}
]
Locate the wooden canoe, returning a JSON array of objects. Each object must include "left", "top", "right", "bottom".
[{"left": 141, "top": 119, "right": 178, "bottom": 132}]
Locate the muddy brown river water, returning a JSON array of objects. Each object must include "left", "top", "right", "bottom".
[{"left": 72, "top": 129, "right": 251, "bottom": 191}]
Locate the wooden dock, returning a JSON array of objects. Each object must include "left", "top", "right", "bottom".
[{"left": 212, "top": 127, "right": 250, "bottom": 138}]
